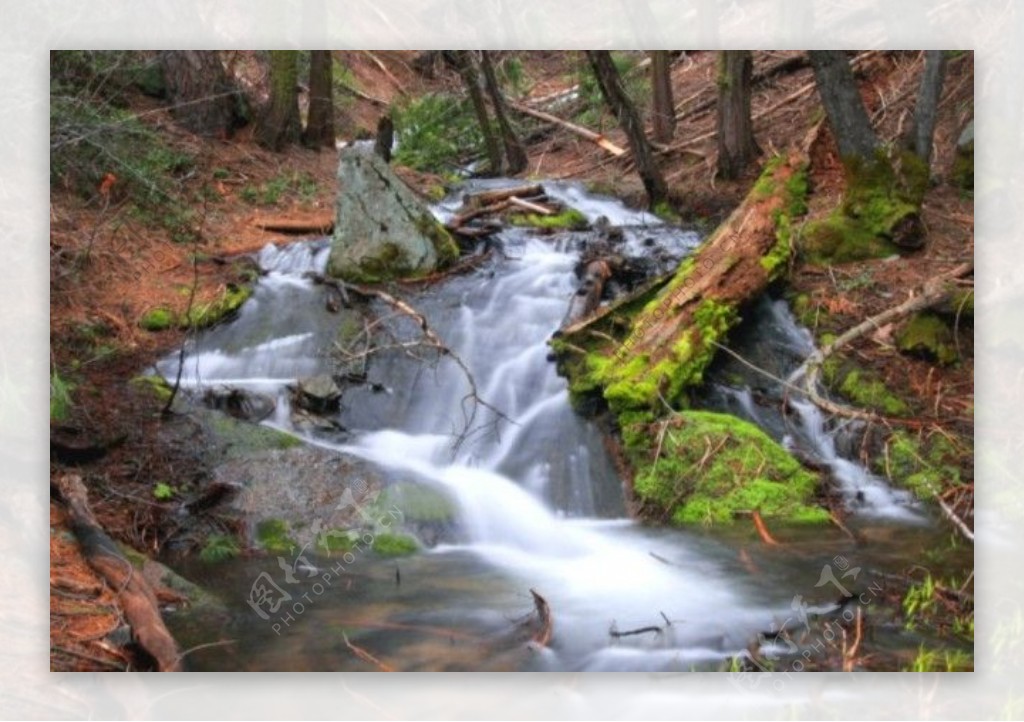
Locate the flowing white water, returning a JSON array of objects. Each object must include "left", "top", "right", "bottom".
[{"left": 160, "top": 188, "right": 926, "bottom": 670}]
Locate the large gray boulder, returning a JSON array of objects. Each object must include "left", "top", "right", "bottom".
[{"left": 327, "top": 145, "right": 458, "bottom": 282}]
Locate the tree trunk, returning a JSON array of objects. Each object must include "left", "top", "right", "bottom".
[
  {"left": 374, "top": 111, "right": 394, "bottom": 162},
  {"left": 480, "top": 51, "right": 528, "bottom": 175},
  {"left": 257, "top": 50, "right": 301, "bottom": 151},
  {"left": 650, "top": 51, "right": 676, "bottom": 144},
  {"left": 303, "top": 50, "right": 335, "bottom": 148},
  {"left": 716, "top": 50, "right": 760, "bottom": 179},
  {"left": 585, "top": 50, "right": 668, "bottom": 209},
  {"left": 808, "top": 50, "right": 879, "bottom": 160},
  {"left": 446, "top": 50, "right": 503, "bottom": 175},
  {"left": 907, "top": 50, "right": 947, "bottom": 166},
  {"left": 160, "top": 51, "right": 242, "bottom": 138}
]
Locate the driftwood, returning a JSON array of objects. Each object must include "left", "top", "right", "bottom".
[
  {"left": 507, "top": 196, "right": 554, "bottom": 215},
  {"left": 508, "top": 101, "right": 626, "bottom": 156},
  {"left": 466, "top": 183, "right": 545, "bottom": 208},
  {"left": 254, "top": 213, "right": 334, "bottom": 235},
  {"left": 54, "top": 474, "right": 182, "bottom": 672}
]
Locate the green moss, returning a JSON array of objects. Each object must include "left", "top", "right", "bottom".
[
  {"left": 139, "top": 307, "right": 175, "bottom": 331},
  {"left": 510, "top": 207, "right": 589, "bottom": 231},
  {"left": 876, "top": 430, "right": 967, "bottom": 500},
  {"left": 181, "top": 284, "right": 253, "bottom": 329},
  {"left": 631, "top": 411, "right": 826, "bottom": 526},
  {"left": 199, "top": 533, "right": 240, "bottom": 563},
  {"left": 896, "top": 313, "right": 959, "bottom": 366},
  {"left": 130, "top": 374, "right": 173, "bottom": 402},
  {"left": 316, "top": 528, "right": 356, "bottom": 554},
  {"left": 415, "top": 211, "right": 459, "bottom": 267},
  {"left": 204, "top": 410, "right": 303, "bottom": 455},
  {"left": 371, "top": 532, "right": 419, "bottom": 557},
  {"left": 380, "top": 483, "right": 456, "bottom": 523},
  {"left": 652, "top": 200, "right": 682, "bottom": 224},
  {"left": 801, "top": 152, "right": 923, "bottom": 265},
  {"left": 821, "top": 357, "right": 909, "bottom": 416},
  {"left": 256, "top": 519, "right": 297, "bottom": 555}
]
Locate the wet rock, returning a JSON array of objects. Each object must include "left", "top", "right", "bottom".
[
  {"left": 327, "top": 145, "right": 458, "bottom": 282},
  {"left": 294, "top": 374, "right": 342, "bottom": 414},
  {"left": 203, "top": 388, "right": 276, "bottom": 422}
]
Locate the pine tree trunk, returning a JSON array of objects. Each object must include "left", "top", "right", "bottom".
[
  {"left": 303, "top": 50, "right": 335, "bottom": 148},
  {"left": 716, "top": 51, "right": 760, "bottom": 179},
  {"left": 907, "top": 50, "right": 947, "bottom": 166},
  {"left": 257, "top": 50, "right": 301, "bottom": 151},
  {"left": 160, "top": 51, "right": 242, "bottom": 138},
  {"left": 447, "top": 50, "right": 503, "bottom": 175},
  {"left": 585, "top": 50, "right": 667, "bottom": 209},
  {"left": 480, "top": 51, "right": 527, "bottom": 175},
  {"left": 650, "top": 51, "right": 676, "bottom": 144},
  {"left": 808, "top": 50, "right": 879, "bottom": 160}
]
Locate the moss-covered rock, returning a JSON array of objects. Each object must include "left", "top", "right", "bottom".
[
  {"left": 371, "top": 532, "right": 419, "bottom": 557},
  {"left": 801, "top": 152, "right": 925, "bottom": 264},
  {"left": 821, "top": 356, "right": 909, "bottom": 416},
  {"left": 896, "top": 312, "right": 959, "bottom": 366},
  {"left": 631, "top": 411, "right": 827, "bottom": 526},
  {"left": 181, "top": 283, "right": 252, "bottom": 329}
]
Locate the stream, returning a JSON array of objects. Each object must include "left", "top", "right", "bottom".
[{"left": 159, "top": 181, "right": 967, "bottom": 672}]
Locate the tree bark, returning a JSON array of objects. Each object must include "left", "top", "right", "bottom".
[
  {"left": 480, "top": 51, "right": 528, "bottom": 174},
  {"left": 257, "top": 50, "right": 301, "bottom": 151},
  {"left": 650, "top": 51, "right": 676, "bottom": 144},
  {"left": 303, "top": 50, "right": 335, "bottom": 148},
  {"left": 907, "top": 50, "right": 947, "bottom": 166},
  {"left": 585, "top": 50, "right": 668, "bottom": 209},
  {"left": 446, "top": 50, "right": 503, "bottom": 175},
  {"left": 374, "top": 112, "right": 394, "bottom": 162},
  {"left": 716, "top": 51, "right": 760, "bottom": 179},
  {"left": 808, "top": 50, "right": 879, "bottom": 160},
  {"left": 160, "top": 51, "right": 242, "bottom": 138}
]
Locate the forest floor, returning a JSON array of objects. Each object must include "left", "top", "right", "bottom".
[{"left": 49, "top": 50, "right": 973, "bottom": 670}]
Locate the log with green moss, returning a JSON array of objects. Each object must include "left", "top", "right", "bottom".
[{"left": 551, "top": 149, "right": 827, "bottom": 526}]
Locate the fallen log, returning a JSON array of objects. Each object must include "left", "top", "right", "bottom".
[
  {"left": 552, "top": 147, "right": 810, "bottom": 415},
  {"left": 54, "top": 474, "right": 182, "bottom": 672},
  {"left": 449, "top": 199, "right": 511, "bottom": 229},
  {"left": 507, "top": 196, "right": 554, "bottom": 215},
  {"left": 508, "top": 101, "right": 627, "bottom": 156},
  {"left": 254, "top": 213, "right": 334, "bottom": 234},
  {"left": 465, "top": 183, "right": 545, "bottom": 207}
]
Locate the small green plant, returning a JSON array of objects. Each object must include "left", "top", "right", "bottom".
[
  {"left": 50, "top": 368, "right": 74, "bottom": 422},
  {"left": 393, "top": 92, "right": 484, "bottom": 173},
  {"left": 903, "top": 574, "right": 938, "bottom": 629},
  {"left": 371, "top": 532, "right": 419, "bottom": 557},
  {"left": 199, "top": 533, "right": 240, "bottom": 563},
  {"left": 152, "top": 482, "right": 174, "bottom": 501}
]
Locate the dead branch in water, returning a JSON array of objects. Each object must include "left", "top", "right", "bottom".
[
  {"left": 750, "top": 510, "right": 781, "bottom": 546},
  {"left": 609, "top": 623, "right": 662, "bottom": 639},
  {"left": 342, "top": 631, "right": 395, "bottom": 672},
  {"left": 335, "top": 282, "right": 515, "bottom": 453},
  {"left": 529, "top": 588, "right": 553, "bottom": 647}
]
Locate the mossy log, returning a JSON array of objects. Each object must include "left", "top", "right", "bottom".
[{"left": 553, "top": 149, "right": 809, "bottom": 415}]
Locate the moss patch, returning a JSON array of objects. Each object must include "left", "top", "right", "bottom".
[
  {"left": 821, "top": 356, "right": 909, "bottom": 416},
  {"left": 203, "top": 409, "right": 303, "bottom": 457},
  {"left": 510, "top": 207, "right": 589, "bottom": 231},
  {"left": 801, "top": 152, "right": 924, "bottom": 265},
  {"left": 139, "top": 307, "right": 175, "bottom": 331},
  {"left": 129, "top": 374, "right": 173, "bottom": 402},
  {"left": 256, "top": 519, "right": 297, "bottom": 555},
  {"left": 371, "top": 532, "right": 419, "bottom": 557},
  {"left": 875, "top": 430, "right": 967, "bottom": 500},
  {"left": 631, "top": 411, "right": 827, "bottom": 526},
  {"left": 182, "top": 283, "right": 252, "bottom": 329},
  {"left": 896, "top": 312, "right": 959, "bottom": 366}
]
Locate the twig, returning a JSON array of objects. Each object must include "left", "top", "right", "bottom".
[
  {"left": 341, "top": 631, "right": 395, "bottom": 671},
  {"left": 937, "top": 497, "right": 974, "bottom": 543},
  {"left": 609, "top": 624, "right": 662, "bottom": 638},
  {"left": 751, "top": 510, "right": 781, "bottom": 546}
]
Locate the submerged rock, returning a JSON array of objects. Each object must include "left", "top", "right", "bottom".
[
  {"left": 293, "top": 374, "right": 342, "bottom": 414},
  {"left": 327, "top": 145, "right": 458, "bottom": 282}
]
